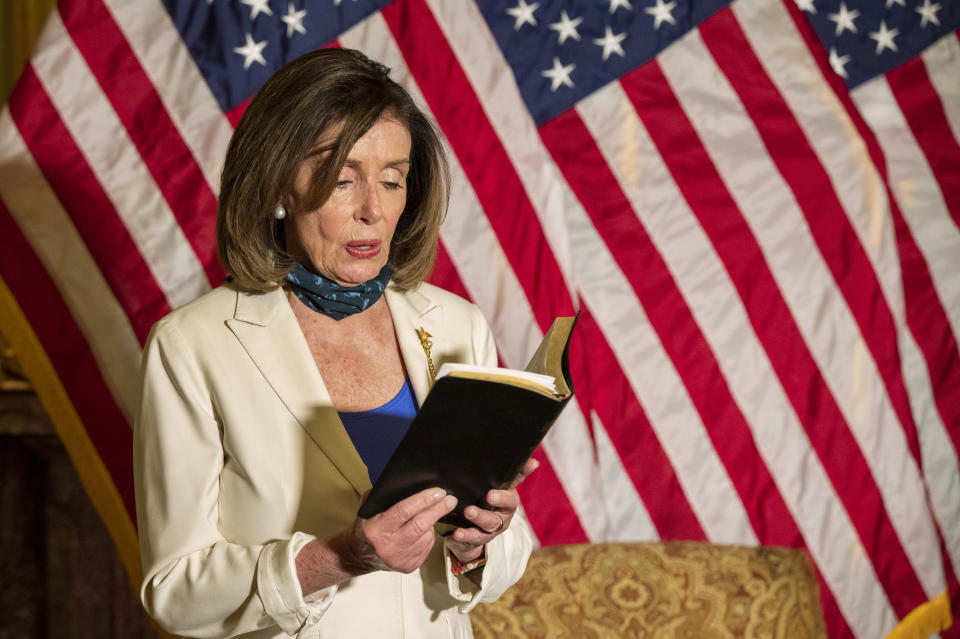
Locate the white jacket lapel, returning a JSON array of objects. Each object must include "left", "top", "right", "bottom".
[{"left": 225, "top": 287, "right": 371, "bottom": 496}]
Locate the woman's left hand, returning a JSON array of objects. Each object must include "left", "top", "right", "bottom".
[{"left": 446, "top": 457, "right": 539, "bottom": 562}]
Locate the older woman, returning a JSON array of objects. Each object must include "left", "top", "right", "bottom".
[{"left": 134, "top": 49, "right": 535, "bottom": 638}]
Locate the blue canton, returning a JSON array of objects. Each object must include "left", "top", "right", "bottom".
[
  {"left": 478, "top": 0, "right": 735, "bottom": 126},
  {"left": 160, "top": 0, "right": 396, "bottom": 112},
  {"left": 800, "top": 0, "right": 960, "bottom": 88}
]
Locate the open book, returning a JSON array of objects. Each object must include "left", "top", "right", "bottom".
[{"left": 357, "top": 314, "right": 578, "bottom": 527}]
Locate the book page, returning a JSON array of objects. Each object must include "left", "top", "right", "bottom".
[{"left": 436, "top": 362, "right": 558, "bottom": 397}]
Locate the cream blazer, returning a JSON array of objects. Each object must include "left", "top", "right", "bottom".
[{"left": 134, "top": 282, "right": 534, "bottom": 639}]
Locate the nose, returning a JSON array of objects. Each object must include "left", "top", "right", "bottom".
[{"left": 355, "top": 181, "right": 383, "bottom": 224}]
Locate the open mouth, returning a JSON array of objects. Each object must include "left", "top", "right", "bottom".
[{"left": 345, "top": 240, "right": 381, "bottom": 258}]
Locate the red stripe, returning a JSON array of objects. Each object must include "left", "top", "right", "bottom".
[
  {"left": 380, "top": 0, "right": 710, "bottom": 539},
  {"left": 381, "top": 0, "right": 574, "bottom": 330},
  {"left": 426, "top": 240, "right": 471, "bottom": 300},
  {"left": 573, "top": 307, "right": 706, "bottom": 540},
  {"left": 517, "top": 448, "right": 590, "bottom": 545},
  {"left": 701, "top": 10, "right": 924, "bottom": 473},
  {"left": 8, "top": 67, "right": 170, "bottom": 345},
  {"left": 613, "top": 59, "right": 883, "bottom": 631},
  {"left": 895, "top": 211, "right": 960, "bottom": 471},
  {"left": 541, "top": 105, "right": 803, "bottom": 545},
  {"left": 810, "top": 560, "right": 856, "bottom": 639},
  {"left": 0, "top": 198, "right": 136, "bottom": 522},
  {"left": 226, "top": 97, "right": 252, "bottom": 129},
  {"left": 427, "top": 240, "right": 589, "bottom": 543},
  {"left": 620, "top": 46, "right": 926, "bottom": 617},
  {"left": 783, "top": 0, "right": 960, "bottom": 562},
  {"left": 937, "top": 528, "right": 960, "bottom": 639},
  {"left": 58, "top": 0, "right": 223, "bottom": 287},
  {"left": 888, "top": 56, "right": 960, "bottom": 232}
]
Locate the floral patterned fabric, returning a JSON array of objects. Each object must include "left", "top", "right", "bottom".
[{"left": 471, "top": 541, "right": 827, "bottom": 639}]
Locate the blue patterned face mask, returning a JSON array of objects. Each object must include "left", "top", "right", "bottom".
[{"left": 285, "top": 262, "right": 392, "bottom": 320}]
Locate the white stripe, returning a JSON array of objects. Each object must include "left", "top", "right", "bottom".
[
  {"left": 426, "top": 0, "right": 758, "bottom": 545},
  {"left": 591, "top": 412, "right": 660, "bottom": 542},
  {"left": 421, "top": 2, "right": 578, "bottom": 306},
  {"left": 102, "top": 0, "right": 233, "bottom": 195},
  {"left": 866, "top": 39, "right": 960, "bottom": 565},
  {"left": 340, "top": 14, "right": 614, "bottom": 542},
  {"left": 731, "top": 0, "right": 945, "bottom": 599},
  {"left": 727, "top": 5, "right": 960, "bottom": 582},
  {"left": 0, "top": 108, "right": 141, "bottom": 423},
  {"left": 852, "top": 78, "right": 960, "bottom": 343},
  {"left": 921, "top": 33, "right": 960, "bottom": 147},
  {"left": 31, "top": 11, "right": 210, "bottom": 311},
  {"left": 735, "top": 0, "right": 960, "bottom": 584},
  {"left": 577, "top": 75, "right": 895, "bottom": 638},
  {"left": 902, "top": 321, "right": 960, "bottom": 578},
  {"left": 852, "top": 78, "right": 960, "bottom": 568},
  {"left": 540, "top": 400, "right": 610, "bottom": 541}
]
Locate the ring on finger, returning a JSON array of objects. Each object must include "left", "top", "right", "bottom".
[{"left": 493, "top": 514, "right": 504, "bottom": 533}]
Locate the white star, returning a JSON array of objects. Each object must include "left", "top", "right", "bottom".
[
  {"left": 549, "top": 10, "right": 583, "bottom": 45},
  {"left": 644, "top": 0, "right": 677, "bottom": 29},
  {"left": 916, "top": 0, "right": 941, "bottom": 28},
  {"left": 794, "top": 0, "right": 816, "bottom": 14},
  {"left": 609, "top": 0, "right": 633, "bottom": 15},
  {"left": 281, "top": 3, "right": 307, "bottom": 37},
  {"left": 541, "top": 57, "right": 575, "bottom": 91},
  {"left": 233, "top": 33, "right": 267, "bottom": 70},
  {"left": 827, "top": 2, "right": 859, "bottom": 37},
  {"left": 885, "top": 0, "right": 905, "bottom": 8},
  {"left": 829, "top": 47, "right": 851, "bottom": 78},
  {"left": 869, "top": 20, "right": 899, "bottom": 54},
  {"left": 506, "top": 0, "right": 539, "bottom": 30},
  {"left": 240, "top": 0, "right": 273, "bottom": 20},
  {"left": 593, "top": 26, "right": 627, "bottom": 61}
]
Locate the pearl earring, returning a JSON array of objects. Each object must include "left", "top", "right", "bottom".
[{"left": 274, "top": 205, "right": 286, "bottom": 220}]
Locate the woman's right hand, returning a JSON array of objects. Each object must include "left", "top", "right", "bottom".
[
  {"left": 301, "top": 488, "right": 456, "bottom": 595},
  {"left": 358, "top": 487, "right": 458, "bottom": 573}
]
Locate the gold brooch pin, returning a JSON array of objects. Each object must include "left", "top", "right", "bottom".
[{"left": 416, "top": 327, "right": 437, "bottom": 385}]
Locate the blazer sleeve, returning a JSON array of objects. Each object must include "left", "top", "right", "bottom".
[
  {"left": 442, "top": 306, "right": 535, "bottom": 611},
  {"left": 134, "top": 319, "right": 335, "bottom": 638}
]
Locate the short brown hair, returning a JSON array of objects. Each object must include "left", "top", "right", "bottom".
[{"left": 217, "top": 48, "right": 450, "bottom": 292}]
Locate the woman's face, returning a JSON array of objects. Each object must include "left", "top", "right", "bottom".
[{"left": 287, "top": 116, "right": 411, "bottom": 287}]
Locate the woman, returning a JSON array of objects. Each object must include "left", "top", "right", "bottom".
[{"left": 134, "top": 48, "right": 535, "bottom": 638}]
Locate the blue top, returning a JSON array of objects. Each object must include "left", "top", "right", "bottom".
[{"left": 338, "top": 378, "right": 418, "bottom": 484}]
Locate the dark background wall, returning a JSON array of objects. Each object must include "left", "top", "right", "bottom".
[{"left": 0, "top": 387, "right": 158, "bottom": 639}]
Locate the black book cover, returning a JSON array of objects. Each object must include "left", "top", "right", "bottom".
[{"left": 357, "top": 315, "right": 578, "bottom": 527}]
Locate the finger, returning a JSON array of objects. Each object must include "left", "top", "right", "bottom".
[
  {"left": 463, "top": 505, "right": 506, "bottom": 533},
  {"left": 486, "top": 488, "right": 519, "bottom": 512},
  {"left": 451, "top": 525, "right": 494, "bottom": 546},
  {"left": 509, "top": 458, "right": 540, "bottom": 488},
  {"left": 445, "top": 538, "right": 484, "bottom": 562},
  {"left": 521, "top": 457, "right": 540, "bottom": 475},
  {"left": 378, "top": 487, "right": 448, "bottom": 529},
  {"left": 397, "top": 494, "right": 457, "bottom": 539}
]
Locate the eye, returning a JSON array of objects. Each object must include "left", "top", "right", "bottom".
[
  {"left": 335, "top": 179, "right": 352, "bottom": 189},
  {"left": 382, "top": 181, "right": 404, "bottom": 191}
]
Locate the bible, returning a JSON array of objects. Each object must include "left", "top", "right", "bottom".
[{"left": 357, "top": 314, "right": 578, "bottom": 527}]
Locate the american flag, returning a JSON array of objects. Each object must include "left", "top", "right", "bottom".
[{"left": 0, "top": 0, "right": 958, "bottom": 636}]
